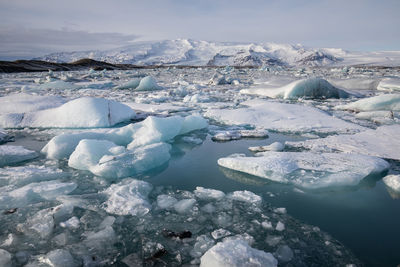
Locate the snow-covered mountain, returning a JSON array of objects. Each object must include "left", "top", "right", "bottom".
[{"left": 36, "top": 39, "right": 400, "bottom": 67}]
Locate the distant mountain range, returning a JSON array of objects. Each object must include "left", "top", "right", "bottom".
[{"left": 36, "top": 39, "right": 400, "bottom": 67}]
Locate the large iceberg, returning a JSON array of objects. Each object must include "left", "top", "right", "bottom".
[
  {"left": 135, "top": 76, "right": 163, "bottom": 91},
  {"left": 218, "top": 152, "right": 389, "bottom": 189},
  {"left": 205, "top": 99, "right": 364, "bottom": 134},
  {"left": 336, "top": 94, "right": 400, "bottom": 112},
  {"left": 287, "top": 125, "right": 400, "bottom": 160},
  {"left": 241, "top": 78, "right": 349, "bottom": 99},
  {"left": 0, "top": 97, "right": 136, "bottom": 128},
  {"left": 200, "top": 239, "right": 277, "bottom": 267},
  {"left": 0, "top": 145, "right": 38, "bottom": 167}
]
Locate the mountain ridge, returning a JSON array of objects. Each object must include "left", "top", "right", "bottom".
[{"left": 35, "top": 39, "right": 400, "bottom": 67}]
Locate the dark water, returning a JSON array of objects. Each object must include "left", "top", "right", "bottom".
[{"left": 148, "top": 133, "right": 400, "bottom": 267}]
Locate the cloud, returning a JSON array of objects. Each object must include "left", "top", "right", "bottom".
[{"left": 0, "top": 26, "right": 139, "bottom": 60}]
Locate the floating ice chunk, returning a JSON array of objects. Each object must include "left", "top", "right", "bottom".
[
  {"left": 228, "top": 190, "right": 262, "bottom": 205},
  {"left": 211, "top": 229, "right": 232, "bottom": 240},
  {"left": 206, "top": 99, "right": 364, "bottom": 134},
  {"left": 266, "top": 235, "right": 283, "bottom": 246},
  {"left": 212, "top": 131, "right": 241, "bottom": 141},
  {"left": 377, "top": 78, "right": 400, "bottom": 92},
  {"left": 135, "top": 76, "right": 162, "bottom": 91},
  {"left": 75, "top": 80, "right": 114, "bottom": 90},
  {"left": 200, "top": 239, "right": 277, "bottom": 267},
  {"left": 0, "top": 165, "right": 67, "bottom": 186},
  {"left": 174, "top": 199, "right": 196, "bottom": 214},
  {"left": 24, "top": 208, "right": 55, "bottom": 238},
  {"left": 0, "top": 180, "right": 77, "bottom": 209},
  {"left": 0, "top": 249, "right": 11, "bottom": 267},
  {"left": 262, "top": 221, "right": 273, "bottom": 230},
  {"left": 157, "top": 194, "right": 178, "bottom": 209},
  {"left": 183, "top": 93, "right": 211, "bottom": 103},
  {"left": 91, "top": 142, "right": 171, "bottom": 178},
  {"left": 12, "top": 97, "right": 135, "bottom": 128},
  {"left": 329, "top": 78, "right": 379, "bottom": 91},
  {"left": 60, "top": 216, "right": 80, "bottom": 229},
  {"left": 115, "top": 78, "right": 141, "bottom": 90},
  {"left": 84, "top": 226, "right": 117, "bottom": 248},
  {"left": 241, "top": 78, "right": 349, "bottom": 99},
  {"left": 249, "top": 142, "right": 284, "bottom": 152},
  {"left": 355, "top": 111, "right": 394, "bottom": 121},
  {"left": 0, "top": 145, "right": 38, "bottom": 167},
  {"left": 287, "top": 125, "right": 400, "bottom": 160},
  {"left": 218, "top": 152, "right": 389, "bottom": 188},
  {"left": 42, "top": 132, "right": 112, "bottom": 159},
  {"left": 68, "top": 139, "right": 123, "bottom": 171},
  {"left": 274, "top": 207, "right": 287, "bottom": 214},
  {"left": 182, "top": 136, "right": 204, "bottom": 145},
  {"left": 42, "top": 249, "right": 77, "bottom": 267},
  {"left": 0, "top": 129, "right": 12, "bottom": 144},
  {"left": 0, "top": 93, "right": 65, "bottom": 115},
  {"left": 336, "top": 94, "right": 400, "bottom": 112},
  {"left": 275, "top": 245, "right": 293, "bottom": 262},
  {"left": 38, "top": 80, "right": 78, "bottom": 91},
  {"left": 103, "top": 178, "right": 153, "bottom": 216},
  {"left": 192, "top": 235, "right": 215, "bottom": 258},
  {"left": 382, "top": 175, "right": 400, "bottom": 192},
  {"left": 275, "top": 222, "right": 285, "bottom": 232},
  {"left": 194, "top": 187, "right": 225, "bottom": 200}
]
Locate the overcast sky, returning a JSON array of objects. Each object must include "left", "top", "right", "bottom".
[{"left": 0, "top": 0, "right": 399, "bottom": 60}]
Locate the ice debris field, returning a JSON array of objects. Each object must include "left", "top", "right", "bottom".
[{"left": 0, "top": 66, "right": 400, "bottom": 266}]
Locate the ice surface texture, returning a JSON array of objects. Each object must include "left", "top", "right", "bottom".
[
  {"left": 0, "top": 145, "right": 38, "bottom": 167},
  {"left": 206, "top": 99, "right": 364, "bottom": 134},
  {"left": 218, "top": 152, "right": 389, "bottom": 189}
]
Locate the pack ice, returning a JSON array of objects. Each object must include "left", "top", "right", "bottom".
[
  {"left": 0, "top": 97, "right": 135, "bottom": 128},
  {"left": 200, "top": 239, "right": 277, "bottom": 267},
  {"left": 287, "top": 125, "right": 400, "bottom": 160},
  {"left": 42, "top": 115, "right": 208, "bottom": 178},
  {"left": 336, "top": 94, "right": 400, "bottom": 112},
  {"left": 205, "top": 99, "right": 364, "bottom": 134},
  {"left": 218, "top": 152, "right": 389, "bottom": 189},
  {"left": 241, "top": 78, "right": 349, "bottom": 99}
]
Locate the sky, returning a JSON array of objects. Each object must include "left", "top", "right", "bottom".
[{"left": 0, "top": 0, "right": 399, "bottom": 60}]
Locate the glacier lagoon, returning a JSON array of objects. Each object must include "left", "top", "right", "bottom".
[{"left": 0, "top": 66, "right": 400, "bottom": 266}]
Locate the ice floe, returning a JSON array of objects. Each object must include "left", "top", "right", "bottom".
[
  {"left": 0, "top": 93, "right": 65, "bottom": 115},
  {"left": 206, "top": 99, "right": 364, "bottom": 134},
  {"left": 377, "top": 78, "right": 400, "bottom": 92},
  {"left": 287, "top": 125, "right": 400, "bottom": 160},
  {"left": 200, "top": 239, "right": 277, "bottom": 267},
  {"left": 0, "top": 165, "right": 67, "bottom": 186},
  {"left": 249, "top": 142, "right": 284, "bottom": 152},
  {"left": 0, "top": 97, "right": 136, "bottom": 128},
  {"left": 336, "top": 94, "right": 400, "bottom": 112},
  {"left": 382, "top": 175, "right": 400, "bottom": 193},
  {"left": 241, "top": 78, "right": 349, "bottom": 99},
  {"left": 0, "top": 145, "right": 38, "bottom": 167},
  {"left": 218, "top": 152, "right": 389, "bottom": 189}
]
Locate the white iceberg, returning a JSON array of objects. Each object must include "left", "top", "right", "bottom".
[
  {"left": 206, "top": 99, "right": 364, "bottom": 134},
  {"left": 90, "top": 142, "right": 171, "bottom": 178},
  {"left": 0, "top": 97, "right": 136, "bottom": 128},
  {"left": 218, "top": 152, "right": 389, "bottom": 189},
  {"left": 241, "top": 78, "right": 349, "bottom": 99},
  {"left": 135, "top": 76, "right": 162, "bottom": 91},
  {"left": 102, "top": 178, "right": 153, "bottom": 216},
  {"left": 382, "top": 175, "right": 400, "bottom": 193},
  {"left": 194, "top": 187, "right": 225, "bottom": 200},
  {"left": 200, "top": 239, "right": 277, "bottom": 267},
  {"left": 287, "top": 125, "right": 400, "bottom": 160},
  {"left": 0, "top": 145, "right": 38, "bottom": 167},
  {"left": 336, "top": 94, "right": 400, "bottom": 112}
]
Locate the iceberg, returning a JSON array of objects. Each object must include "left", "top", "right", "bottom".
[
  {"left": 90, "top": 142, "right": 171, "bottom": 178},
  {"left": 336, "top": 94, "right": 400, "bottom": 112},
  {"left": 102, "top": 178, "right": 153, "bottom": 216},
  {"left": 0, "top": 145, "right": 38, "bottom": 167},
  {"left": 206, "top": 99, "right": 364, "bottom": 134},
  {"left": 241, "top": 78, "right": 349, "bottom": 99},
  {"left": 135, "top": 76, "right": 162, "bottom": 91},
  {"left": 0, "top": 97, "right": 136, "bottom": 128},
  {"left": 200, "top": 239, "right": 277, "bottom": 267},
  {"left": 115, "top": 78, "right": 141, "bottom": 90},
  {"left": 218, "top": 152, "right": 389, "bottom": 189},
  {"left": 287, "top": 125, "right": 400, "bottom": 160},
  {"left": 382, "top": 175, "right": 400, "bottom": 193}
]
